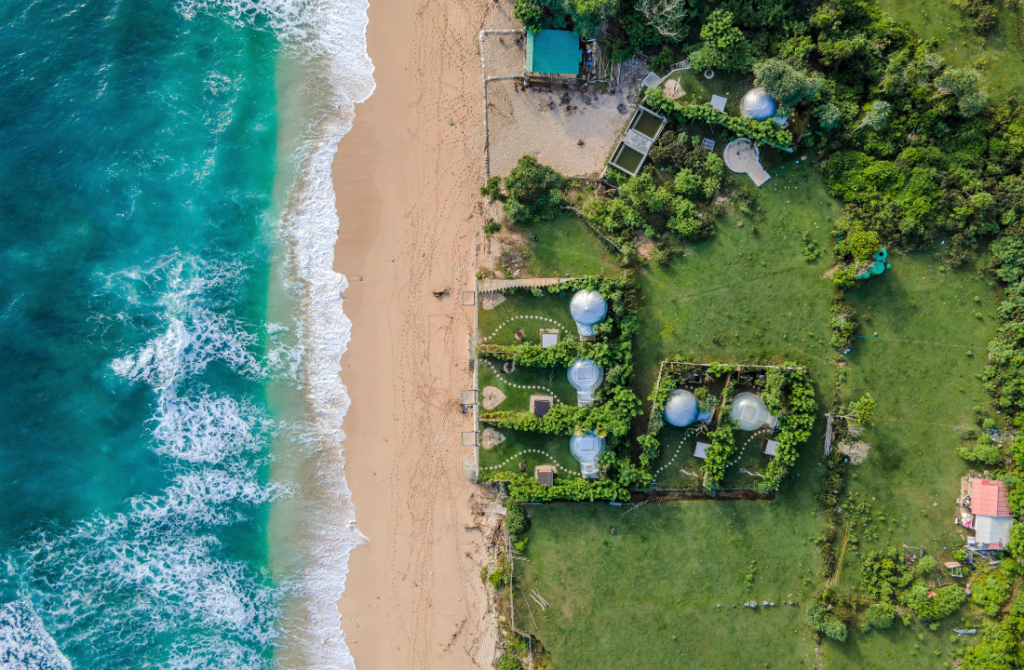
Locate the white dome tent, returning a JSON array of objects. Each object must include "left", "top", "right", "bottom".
[
  {"left": 569, "top": 289, "right": 608, "bottom": 337},
  {"left": 664, "top": 389, "right": 698, "bottom": 427},
  {"left": 570, "top": 431, "right": 606, "bottom": 478},
  {"left": 740, "top": 87, "right": 788, "bottom": 126},
  {"left": 567, "top": 358, "right": 604, "bottom": 405},
  {"left": 729, "top": 392, "right": 776, "bottom": 431}
]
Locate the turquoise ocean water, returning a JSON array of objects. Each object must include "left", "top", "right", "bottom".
[{"left": 0, "top": 0, "right": 373, "bottom": 667}]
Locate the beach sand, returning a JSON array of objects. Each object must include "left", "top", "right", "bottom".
[{"left": 330, "top": 0, "right": 498, "bottom": 666}]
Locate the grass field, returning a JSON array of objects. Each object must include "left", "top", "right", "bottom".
[
  {"left": 489, "top": 145, "right": 1002, "bottom": 667},
  {"left": 660, "top": 69, "right": 753, "bottom": 117},
  {"left": 875, "top": 0, "right": 1024, "bottom": 101},
  {"left": 478, "top": 429, "right": 583, "bottom": 479},
  {"left": 478, "top": 291, "right": 578, "bottom": 348},
  {"left": 478, "top": 361, "right": 577, "bottom": 410}
]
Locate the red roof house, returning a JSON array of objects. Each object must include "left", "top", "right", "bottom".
[{"left": 972, "top": 479, "right": 1012, "bottom": 517}]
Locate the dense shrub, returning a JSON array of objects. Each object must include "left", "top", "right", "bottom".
[
  {"left": 505, "top": 501, "right": 529, "bottom": 537},
  {"left": 481, "top": 156, "right": 568, "bottom": 223},
  {"left": 972, "top": 562, "right": 1020, "bottom": 617},
  {"left": 807, "top": 601, "right": 848, "bottom": 641},
  {"left": 645, "top": 87, "right": 793, "bottom": 148},
  {"left": 497, "top": 653, "right": 524, "bottom": 670},
  {"left": 900, "top": 583, "right": 966, "bottom": 621},
  {"left": 865, "top": 603, "right": 896, "bottom": 630},
  {"left": 860, "top": 547, "right": 914, "bottom": 600}
]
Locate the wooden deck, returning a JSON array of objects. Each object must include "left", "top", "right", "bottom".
[{"left": 477, "top": 277, "right": 578, "bottom": 292}]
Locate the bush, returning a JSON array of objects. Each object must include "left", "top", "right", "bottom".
[
  {"left": 865, "top": 603, "right": 896, "bottom": 630},
  {"left": 501, "top": 156, "right": 569, "bottom": 223},
  {"left": 505, "top": 501, "right": 529, "bottom": 537},
  {"left": 900, "top": 583, "right": 966, "bottom": 621},
  {"left": 484, "top": 220, "right": 502, "bottom": 235},
  {"left": 807, "top": 601, "right": 848, "bottom": 641},
  {"left": 971, "top": 562, "right": 1019, "bottom": 616},
  {"left": 497, "top": 653, "right": 523, "bottom": 670},
  {"left": 860, "top": 547, "right": 914, "bottom": 600},
  {"left": 915, "top": 554, "right": 936, "bottom": 578},
  {"left": 958, "top": 434, "right": 1003, "bottom": 465},
  {"left": 488, "top": 566, "right": 510, "bottom": 588}
]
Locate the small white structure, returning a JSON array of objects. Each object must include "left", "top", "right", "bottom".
[
  {"left": 730, "top": 392, "right": 776, "bottom": 431},
  {"left": 570, "top": 431, "right": 606, "bottom": 478},
  {"left": 567, "top": 358, "right": 604, "bottom": 405},
  {"left": 541, "top": 332, "right": 559, "bottom": 348},
  {"left": 763, "top": 439, "right": 779, "bottom": 457},
  {"left": 971, "top": 478, "right": 1014, "bottom": 549},
  {"left": 724, "top": 138, "right": 770, "bottom": 187},
  {"left": 710, "top": 95, "right": 727, "bottom": 112},
  {"left": 569, "top": 289, "right": 607, "bottom": 337},
  {"left": 694, "top": 441, "right": 710, "bottom": 459}
]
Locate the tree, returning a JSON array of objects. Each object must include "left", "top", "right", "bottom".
[
  {"left": 807, "top": 601, "right": 848, "bottom": 641},
  {"left": 497, "top": 654, "right": 524, "bottom": 670},
  {"left": 934, "top": 67, "right": 988, "bottom": 117},
  {"left": 752, "top": 59, "right": 822, "bottom": 114},
  {"left": 840, "top": 393, "right": 876, "bottom": 426},
  {"left": 480, "top": 176, "right": 506, "bottom": 202},
  {"left": 502, "top": 156, "right": 569, "bottom": 223},
  {"left": 513, "top": 0, "right": 543, "bottom": 33},
  {"left": 855, "top": 100, "right": 891, "bottom": 131},
  {"left": 900, "top": 584, "right": 966, "bottom": 621},
  {"left": 865, "top": 603, "right": 896, "bottom": 630},
  {"left": 636, "top": 0, "right": 698, "bottom": 40},
  {"left": 668, "top": 197, "right": 702, "bottom": 239},
  {"left": 813, "top": 103, "right": 842, "bottom": 131},
  {"left": 687, "top": 10, "right": 751, "bottom": 73}
]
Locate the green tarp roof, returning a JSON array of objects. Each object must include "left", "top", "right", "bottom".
[{"left": 526, "top": 30, "right": 582, "bottom": 76}]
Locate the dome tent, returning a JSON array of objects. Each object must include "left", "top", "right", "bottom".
[
  {"left": 570, "top": 430, "right": 606, "bottom": 478},
  {"left": 729, "top": 392, "right": 775, "bottom": 431},
  {"left": 567, "top": 358, "right": 604, "bottom": 405},
  {"left": 570, "top": 289, "right": 607, "bottom": 337},
  {"left": 740, "top": 87, "right": 787, "bottom": 125},
  {"left": 664, "top": 389, "right": 699, "bottom": 427}
]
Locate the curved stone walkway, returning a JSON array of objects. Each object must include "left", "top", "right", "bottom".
[
  {"left": 653, "top": 427, "right": 700, "bottom": 480},
  {"left": 480, "top": 314, "right": 570, "bottom": 343},
  {"left": 482, "top": 358, "right": 566, "bottom": 404},
  {"left": 480, "top": 447, "right": 576, "bottom": 475},
  {"left": 728, "top": 427, "right": 772, "bottom": 468}
]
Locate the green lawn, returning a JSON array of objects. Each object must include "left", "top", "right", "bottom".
[
  {"left": 519, "top": 213, "right": 617, "bottom": 278},
  {"left": 478, "top": 429, "right": 584, "bottom": 479},
  {"left": 497, "top": 149, "right": 1000, "bottom": 668},
  {"left": 875, "top": 0, "right": 1024, "bottom": 102},
  {"left": 661, "top": 69, "right": 754, "bottom": 117},
  {"left": 478, "top": 291, "right": 578, "bottom": 347},
  {"left": 478, "top": 361, "right": 577, "bottom": 410},
  {"left": 514, "top": 501, "right": 822, "bottom": 670}
]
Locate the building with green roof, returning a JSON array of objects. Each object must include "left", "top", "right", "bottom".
[{"left": 526, "top": 30, "right": 582, "bottom": 77}]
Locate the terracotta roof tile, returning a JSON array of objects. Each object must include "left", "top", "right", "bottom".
[{"left": 972, "top": 478, "right": 1012, "bottom": 518}]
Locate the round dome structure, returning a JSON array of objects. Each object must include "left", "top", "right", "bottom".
[
  {"left": 740, "top": 87, "right": 787, "bottom": 125},
  {"left": 664, "top": 389, "right": 699, "bottom": 427},
  {"left": 568, "top": 359, "right": 604, "bottom": 404},
  {"left": 570, "top": 290, "right": 608, "bottom": 337},
  {"left": 730, "top": 392, "right": 773, "bottom": 431},
  {"left": 570, "top": 431, "right": 606, "bottom": 477}
]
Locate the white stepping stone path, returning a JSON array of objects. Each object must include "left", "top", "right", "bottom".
[
  {"left": 482, "top": 359, "right": 565, "bottom": 405},
  {"left": 480, "top": 314, "right": 570, "bottom": 343},
  {"left": 480, "top": 448, "right": 576, "bottom": 475},
  {"left": 652, "top": 426, "right": 773, "bottom": 483},
  {"left": 727, "top": 427, "right": 773, "bottom": 468},
  {"left": 652, "top": 427, "right": 699, "bottom": 481}
]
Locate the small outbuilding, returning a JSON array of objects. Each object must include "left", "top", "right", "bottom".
[
  {"left": 567, "top": 358, "right": 604, "bottom": 405},
  {"left": 694, "top": 441, "right": 710, "bottom": 460},
  {"left": 970, "top": 478, "right": 1014, "bottom": 549},
  {"left": 535, "top": 465, "right": 555, "bottom": 487},
  {"left": 763, "top": 439, "right": 779, "bottom": 457},
  {"left": 526, "top": 30, "right": 582, "bottom": 78},
  {"left": 569, "top": 289, "right": 608, "bottom": 337}
]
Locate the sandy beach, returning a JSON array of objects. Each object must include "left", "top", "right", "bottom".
[{"left": 330, "top": 0, "right": 497, "bottom": 666}]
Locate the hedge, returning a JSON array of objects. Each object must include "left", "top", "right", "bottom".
[{"left": 644, "top": 87, "right": 794, "bottom": 149}]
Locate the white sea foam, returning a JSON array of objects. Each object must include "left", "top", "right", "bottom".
[
  {"left": 151, "top": 391, "right": 271, "bottom": 464},
  {"left": 0, "top": 601, "right": 72, "bottom": 670}
]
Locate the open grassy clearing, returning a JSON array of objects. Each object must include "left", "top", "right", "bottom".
[
  {"left": 478, "top": 291, "right": 578, "bottom": 347},
  {"left": 514, "top": 501, "right": 822, "bottom": 670},
  {"left": 478, "top": 361, "right": 577, "bottom": 409},
  {"left": 660, "top": 69, "right": 753, "bottom": 117},
  {"left": 874, "top": 0, "right": 1024, "bottom": 101},
  {"left": 517, "top": 212, "right": 618, "bottom": 278},
  {"left": 478, "top": 429, "right": 582, "bottom": 479}
]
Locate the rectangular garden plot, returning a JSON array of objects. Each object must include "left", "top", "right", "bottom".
[
  {"left": 640, "top": 361, "right": 816, "bottom": 494},
  {"left": 474, "top": 276, "right": 648, "bottom": 500}
]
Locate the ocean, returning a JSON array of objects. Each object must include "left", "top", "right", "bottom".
[{"left": 0, "top": 0, "right": 373, "bottom": 668}]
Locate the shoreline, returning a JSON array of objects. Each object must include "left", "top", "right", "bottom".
[{"left": 330, "top": 0, "right": 498, "bottom": 665}]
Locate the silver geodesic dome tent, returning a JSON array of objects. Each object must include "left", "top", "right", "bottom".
[
  {"left": 729, "top": 392, "right": 774, "bottom": 431},
  {"left": 570, "top": 289, "right": 607, "bottom": 337},
  {"left": 663, "top": 389, "right": 699, "bottom": 427},
  {"left": 740, "top": 87, "right": 787, "bottom": 125},
  {"left": 567, "top": 358, "right": 604, "bottom": 405},
  {"left": 570, "top": 431, "right": 606, "bottom": 478}
]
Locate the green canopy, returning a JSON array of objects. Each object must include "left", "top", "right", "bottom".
[{"left": 526, "top": 30, "right": 582, "bottom": 76}]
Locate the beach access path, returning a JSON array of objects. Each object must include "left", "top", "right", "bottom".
[{"left": 331, "top": 0, "right": 506, "bottom": 666}]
